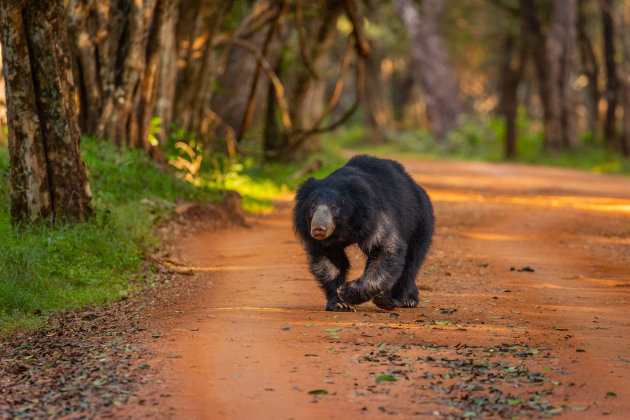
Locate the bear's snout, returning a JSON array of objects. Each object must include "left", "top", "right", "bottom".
[{"left": 310, "top": 205, "right": 334, "bottom": 240}]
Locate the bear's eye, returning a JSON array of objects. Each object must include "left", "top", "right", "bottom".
[{"left": 330, "top": 204, "right": 339, "bottom": 212}]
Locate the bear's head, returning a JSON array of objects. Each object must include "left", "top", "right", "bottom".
[
  {"left": 294, "top": 176, "right": 371, "bottom": 244},
  {"left": 307, "top": 188, "right": 344, "bottom": 240}
]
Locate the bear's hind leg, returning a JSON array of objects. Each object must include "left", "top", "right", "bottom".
[
  {"left": 372, "top": 224, "right": 431, "bottom": 310},
  {"left": 372, "top": 263, "right": 419, "bottom": 310}
]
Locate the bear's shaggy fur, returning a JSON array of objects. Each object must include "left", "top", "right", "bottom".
[{"left": 293, "top": 155, "right": 434, "bottom": 311}]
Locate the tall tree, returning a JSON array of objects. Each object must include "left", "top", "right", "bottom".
[
  {"left": 621, "top": 0, "right": 630, "bottom": 156},
  {"left": 499, "top": 27, "right": 528, "bottom": 159},
  {"left": 577, "top": 0, "right": 600, "bottom": 137},
  {"left": 171, "top": 0, "right": 234, "bottom": 143},
  {"left": 602, "top": 0, "right": 619, "bottom": 145},
  {"left": 394, "top": 0, "right": 461, "bottom": 139},
  {"left": 0, "top": 42, "right": 6, "bottom": 139},
  {"left": 65, "top": 0, "right": 169, "bottom": 153},
  {"left": 546, "top": 0, "right": 577, "bottom": 149},
  {"left": 0, "top": 0, "right": 92, "bottom": 224},
  {"left": 264, "top": 0, "right": 343, "bottom": 160},
  {"left": 363, "top": 38, "right": 394, "bottom": 140},
  {"left": 521, "top": 0, "right": 577, "bottom": 152}
]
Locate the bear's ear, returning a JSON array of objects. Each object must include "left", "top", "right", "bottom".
[{"left": 295, "top": 177, "right": 317, "bottom": 202}]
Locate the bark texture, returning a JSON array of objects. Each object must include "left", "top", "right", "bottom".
[
  {"left": 577, "top": 0, "right": 600, "bottom": 136},
  {"left": 65, "top": 0, "right": 168, "bottom": 153},
  {"left": 171, "top": 0, "right": 234, "bottom": 144},
  {"left": 364, "top": 39, "right": 393, "bottom": 140},
  {"left": 0, "top": 0, "right": 92, "bottom": 224},
  {"left": 601, "top": 0, "right": 619, "bottom": 145},
  {"left": 499, "top": 30, "right": 528, "bottom": 159},
  {"left": 546, "top": 0, "right": 577, "bottom": 149},
  {"left": 522, "top": 0, "right": 577, "bottom": 151},
  {"left": 0, "top": 43, "right": 6, "bottom": 135},
  {"left": 212, "top": 1, "right": 276, "bottom": 141},
  {"left": 621, "top": 0, "right": 630, "bottom": 156},
  {"left": 394, "top": 0, "right": 461, "bottom": 139}
]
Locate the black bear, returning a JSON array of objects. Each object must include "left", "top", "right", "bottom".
[{"left": 293, "top": 155, "right": 434, "bottom": 311}]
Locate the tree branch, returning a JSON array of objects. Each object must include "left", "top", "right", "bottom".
[
  {"left": 236, "top": 0, "right": 288, "bottom": 142},
  {"left": 343, "top": 0, "right": 370, "bottom": 57},
  {"left": 294, "top": 0, "right": 318, "bottom": 78},
  {"left": 306, "top": 38, "right": 354, "bottom": 131},
  {"left": 286, "top": 44, "right": 366, "bottom": 153},
  {"left": 230, "top": 38, "right": 293, "bottom": 135}
]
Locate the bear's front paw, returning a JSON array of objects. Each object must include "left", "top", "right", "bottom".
[
  {"left": 337, "top": 281, "right": 365, "bottom": 305},
  {"left": 326, "top": 295, "right": 356, "bottom": 312}
]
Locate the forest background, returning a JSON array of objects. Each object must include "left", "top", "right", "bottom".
[{"left": 1, "top": 0, "right": 630, "bottom": 331}]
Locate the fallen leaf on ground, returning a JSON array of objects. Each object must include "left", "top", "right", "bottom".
[{"left": 308, "top": 389, "right": 328, "bottom": 395}]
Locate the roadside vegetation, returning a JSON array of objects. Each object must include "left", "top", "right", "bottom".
[
  {"left": 2, "top": 111, "right": 629, "bottom": 336},
  {"left": 328, "top": 113, "right": 630, "bottom": 175},
  {"left": 0, "top": 136, "right": 343, "bottom": 335},
  {"left": 0, "top": 138, "right": 203, "bottom": 333}
]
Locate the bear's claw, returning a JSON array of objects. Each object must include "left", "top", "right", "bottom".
[
  {"left": 372, "top": 295, "right": 396, "bottom": 311},
  {"left": 325, "top": 300, "right": 356, "bottom": 312},
  {"left": 326, "top": 295, "right": 356, "bottom": 312},
  {"left": 334, "top": 302, "right": 356, "bottom": 312},
  {"left": 372, "top": 295, "right": 419, "bottom": 311}
]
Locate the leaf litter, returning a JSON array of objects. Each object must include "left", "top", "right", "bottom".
[
  {"left": 0, "top": 303, "right": 158, "bottom": 418},
  {"left": 349, "top": 341, "right": 571, "bottom": 418}
]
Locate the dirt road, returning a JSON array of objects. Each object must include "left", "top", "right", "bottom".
[{"left": 132, "top": 158, "right": 630, "bottom": 419}]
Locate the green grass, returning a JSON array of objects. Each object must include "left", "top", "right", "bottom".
[
  {"left": 0, "top": 137, "right": 215, "bottom": 335},
  {"left": 0, "top": 134, "right": 343, "bottom": 335},
  {"left": 4, "top": 113, "right": 624, "bottom": 335},
  {"left": 176, "top": 147, "right": 345, "bottom": 213},
  {"left": 220, "top": 152, "right": 346, "bottom": 213},
  {"left": 324, "top": 113, "right": 630, "bottom": 176}
]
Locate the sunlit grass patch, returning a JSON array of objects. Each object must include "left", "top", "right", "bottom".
[
  {"left": 0, "top": 137, "right": 215, "bottom": 335},
  {"left": 189, "top": 152, "right": 345, "bottom": 214}
]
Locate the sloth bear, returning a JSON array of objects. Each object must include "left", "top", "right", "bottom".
[{"left": 293, "top": 155, "right": 434, "bottom": 311}]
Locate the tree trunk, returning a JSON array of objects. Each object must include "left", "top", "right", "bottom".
[
  {"left": 65, "top": 0, "right": 169, "bottom": 153},
  {"left": 153, "top": 0, "right": 179, "bottom": 144},
  {"left": 602, "top": 0, "right": 619, "bottom": 146},
  {"left": 0, "top": 42, "right": 6, "bottom": 141},
  {"left": 499, "top": 30, "right": 527, "bottom": 159},
  {"left": 211, "top": 1, "right": 275, "bottom": 141},
  {"left": 621, "top": 0, "right": 630, "bottom": 156},
  {"left": 0, "top": 0, "right": 92, "bottom": 224},
  {"left": 364, "top": 39, "right": 393, "bottom": 141},
  {"left": 577, "top": 0, "right": 600, "bottom": 137},
  {"left": 547, "top": 0, "right": 577, "bottom": 149},
  {"left": 263, "top": 52, "right": 287, "bottom": 159},
  {"left": 170, "top": 0, "right": 233, "bottom": 144},
  {"left": 261, "top": 0, "right": 341, "bottom": 161},
  {"left": 237, "top": 0, "right": 287, "bottom": 143},
  {"left": 521, "top": 0, "right": 576, "bottom": 152},
  {"left": 394, "top": 0, "right": 461, "bottom": 140},
  {"left": 623, "top": 82, "right": 630, "bottom": 156},
  {"left": 289, "top": 1, "right": 342, "bottom": 132}
]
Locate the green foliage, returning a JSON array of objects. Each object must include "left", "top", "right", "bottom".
[
  {"left": 222, "top": 151, "right": 345, "bottom": 213},
  {"left": 323, "top": 114, "right": 503, "bottom": 161},
  {"left": 162, "top": 123, "right": 345, "bottom": 213},
  {"left": 148, "top": 116, "right": 162, "bottom": 147},
  {"left": 326, "top": 114, "right": 630, "bottom": 176},
  {"left": 0, "top": 137, "right": 214, "bottom": 335}
]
